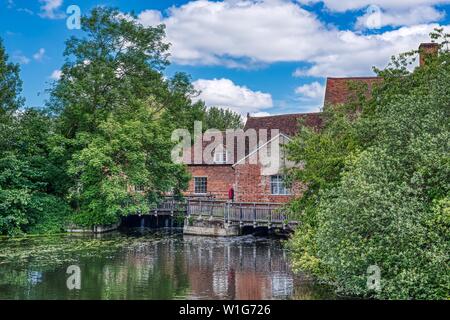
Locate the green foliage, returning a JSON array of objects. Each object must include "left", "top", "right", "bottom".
[
  {"left": 49, "top": 7, "right": 170, "bottom": 136},
  {"left": 203, "top": 106, "right": 243, "bottom": 130},
  {"left": 0, "top": 37, "right": 70, "bottom": 236},
  {"left": 48, "top": 7, "right": 191, "bottom": 227},
  {"left": 0, "top": 8, "right": 202, "bottom": 233},
  {"left": 0, "top": 39, "right": 23, "bottom": 117},
  {"left": 0, "top": 151, "right": 71, "bottom": 236},
  {"left": 285, "top": 103, "right": 362, "bottom": 276},
  {"left": 317, "top": 143, "right": 449, "bottom": 299},
  {"left": 286, "top": 103, "right": 361, "bottom": 193},
  {"left": 287, "top": 30, "right": 450, "bottom": 299},
  {"left": 67, "top": 101, "right": 189, "bottom": 226},
  {"left": 161, "top": 72, "right": 206, "bottom": 132}
]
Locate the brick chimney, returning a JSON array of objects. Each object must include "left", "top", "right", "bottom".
[{"left": 419, "top": 43, "right": 439, "bottom": 67}]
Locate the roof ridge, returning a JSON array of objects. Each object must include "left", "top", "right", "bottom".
[
  {"left": 248, "top": 111, "right": 322, "bottom": 119},
  {"left": 233, "top": 132, "right": 292, "bottom": 167},
  {"left": 326, "top": 76, "right": 381, "bottom": 80}
]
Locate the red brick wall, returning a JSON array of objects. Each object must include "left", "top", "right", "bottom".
[
  {"left": 234, "top": 163, "right": 302, "bottom": 203},
  {"left": 186, "top": 163, "right": 304, "bottom": 203},
  {"left": 186, "top": 165, "right": 235, "bottom": 199}
]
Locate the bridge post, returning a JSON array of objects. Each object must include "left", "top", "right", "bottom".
[
  {"left": 185, "top": 199, "right": 190, "bottom": 227},
  {"left": 268, "top": 206, "right": 272, "bottom": 229},
  {"left": 253, "top": 203, "right": 257, "bottom": 228},
  {"left": 224, "top": 202, "right": 228, "bottom": 224},
  {"left": 209, "top": 201, "right": 213, "bottom": 220},
  {"left": 239, "top": 203, "right": 243, "bottom": 227}
]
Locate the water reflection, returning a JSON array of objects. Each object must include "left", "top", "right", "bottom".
[{"left": 0, "top": 230, "right": 335, "bottom": 300}]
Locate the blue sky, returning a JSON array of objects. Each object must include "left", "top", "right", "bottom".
[{"left": 1, "top": 0, "right": 450, "bottom": 116}]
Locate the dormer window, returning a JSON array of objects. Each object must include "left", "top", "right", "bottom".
[{"left": 213, "top": 147, "right": 228, "bottom": 164}]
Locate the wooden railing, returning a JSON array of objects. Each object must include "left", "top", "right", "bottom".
[
  {"left": 225, "top": 204, "right": 287, "bottom": 223},
  {"left": 150, "top": 198, "right": 296, "bottom": 226}
]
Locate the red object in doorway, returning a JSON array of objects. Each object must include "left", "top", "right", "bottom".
[{"left": 228, "top": 187, "right": 234, "bottom": 201}]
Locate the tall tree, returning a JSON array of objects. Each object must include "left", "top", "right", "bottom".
[
  {"left": 203, "top": 106, "right": 243, "bottom": 130},
  {"left": 0, "top": 39, "right": 69, "bottom": 235},
  {"left": 160, "top": 72, "right": 206, "bottom": 132},
  {"left": 49, "top": 7, "right": 190, "bottom": 227},
  {"left": 287, "top": 30, "right": 450, "bottom": 299},
  {"left": 0, "top": 39, "right": 23, "bottom": 118},
  {"left": 49, "top": 7, "right": 170, "bottom": 137}
]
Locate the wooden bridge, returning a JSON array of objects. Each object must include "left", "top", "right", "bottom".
[{"left": 149, "top": 198, "right": 298, "bottom": 230}]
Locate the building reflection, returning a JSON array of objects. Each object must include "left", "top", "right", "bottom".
[
  {"left": 181, "top": 236, "right": 294, "bottom": 300},
  {"left": 0, "top": 233, "right": 333, "bottom": 300},
  {"left": 96, "top": 236, "right": 295, "bottom": 299}
]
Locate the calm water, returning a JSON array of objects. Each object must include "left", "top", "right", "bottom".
[{"left": 0, "top": 229, "right": 335, "bottom": 300}]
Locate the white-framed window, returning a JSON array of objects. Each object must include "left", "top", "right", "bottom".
[
  {"left": 270, "top": 175, "right": 291, "bottom": 195},
  {"left": 194, "top": 177, "right": 207, "bottom": 194},
  {"left": 214, "top": 149, "right": 228, "bottom": 164}
]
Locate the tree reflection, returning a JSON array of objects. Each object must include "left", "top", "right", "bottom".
[{"left": 0, "top": 232, "right": 335, "bottom": 299}]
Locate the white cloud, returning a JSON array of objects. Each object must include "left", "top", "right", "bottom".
[
  {"left": 295, "top": 81, "right": 325, "bottom": 99},
  {"left": 6, "top": 31, "right": 18, "bottom": 36},
  {"left": 137, "top": 0, "right": 329, "bottom": 66},
  {"left": 39, "top": 0, "right": 65, "bottom": 19},
  {"left": 17, "top": 8, "right": 34, "bottom": 15},
  {"left": 251, "top": 112, "right": 272, "bottom": 117},
  {"left": 136, "top": 1, "right": 449, "bottom": 76},
  {"left": 299, "top": 0, "right": 447, "bottom": 28},
  {"left": 137, "top": 10, "right": 163, "bottom": 26},
  {"left": 297, "top": 0, "right": 450, "bottom": 12},
  {"left": 294, "top": 82, "right": 325, "bottom": 112},
  {"left": 356, "top": 5, "right": 445, "bottom": 29},
  {"left": 298, "top": 23, "right": 448, "bottom": 77},
  {"left": 50, "top": 69, "right": 62, "bottom": 80},
  {"left": 192, "top": 78, "right": 273, "bottom": 114},
  {"left": 33, "top": 48, "right": 45, "bottom": 61},
  {"left": 13, "top": 52, "right": 30, "bottom": 65}
]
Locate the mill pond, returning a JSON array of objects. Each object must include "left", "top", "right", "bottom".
[{"left": 0, "top": 228, "right": 336, "bottom": 300}]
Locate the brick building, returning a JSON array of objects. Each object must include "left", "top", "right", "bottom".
[
  {"left": 182, "top": 77, "right": 382, "bottom": 202},
  {"left": 184, "top": 113, "right": 321, "bottom": 202},
  {"left": 183, "top": 43, "right": 438, "bottom": 203}
]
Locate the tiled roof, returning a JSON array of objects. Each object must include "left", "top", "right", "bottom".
[
  {"left": 185, "top": 113, "right": 322, "bottom": 166},
  {"left": 244, "top": 112, "right": 323, "bottom": 137},
  {"left": 324, "top": 77, "right": 382, "bottom": 106}
]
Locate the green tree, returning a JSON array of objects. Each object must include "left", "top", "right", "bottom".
[
  {"left": 0, "top": 39, "right": 70, "bottom": 236},
  {"left": 203, "top": 106, "right": 243, "bottom": 130},
  {"left": 161, "top": 72, "right": 206, "bottom": 132},
  {"left": 49, "top": 7, "right": 170, "bottom": 137},
  {"left": 0, "top": 109, "right": 71, "bottom": 236},
  {"left": 0, "top": 39, "right": 23, "bottom": 118},
  {"left": 67, "top": 100, "right": 189, "bottom": 227},
  {"left": 288, "top": 30, "right": 450, "bottom": 299},
  {"left": 286, "top": 102, "right": 362, "bottom": 275},
  {"left": 49, "top": 7, "right": 190, "bottom": 227}
]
